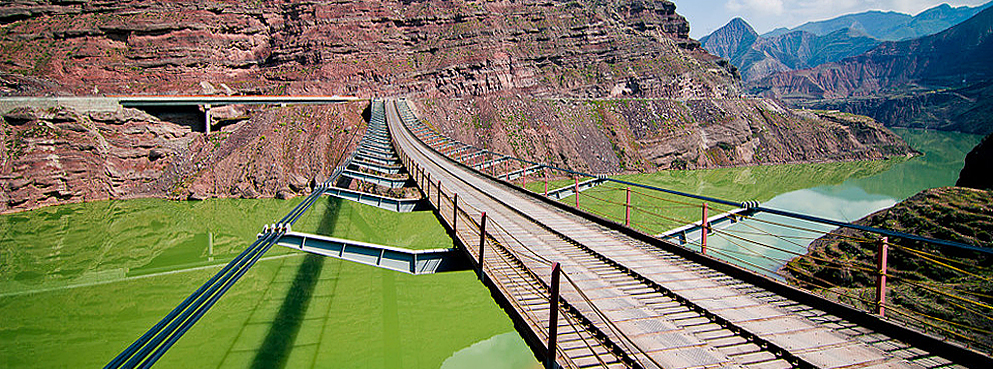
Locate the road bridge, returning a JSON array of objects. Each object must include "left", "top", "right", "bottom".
[{"left": 385, "top": 99, "right": 986, "bottom": 369}]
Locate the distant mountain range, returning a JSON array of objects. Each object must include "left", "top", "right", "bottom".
[
  {"left": 701, "top": 2, "right": 991, "bottom": 82},
  {"left": 763, "top": 3, "right": 992, "bottom": 41},
  {"left": 749, "top": 6, "right": 993, "bottom": 134}
]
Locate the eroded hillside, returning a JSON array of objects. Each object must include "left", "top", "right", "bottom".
[
  {"left": 413, "top": 97, "right": 914, "bottom": 173},
  {"left": 0, "top": 0, "right": 919, "bottom": 211}
]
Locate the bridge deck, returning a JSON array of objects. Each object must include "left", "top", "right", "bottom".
[{"left": 385, "top": 100, "right": 954, "bottom": 369}]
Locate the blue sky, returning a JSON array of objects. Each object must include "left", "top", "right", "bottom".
[{"left": 671, "top": 0, "right": 991, "bottom": 38}]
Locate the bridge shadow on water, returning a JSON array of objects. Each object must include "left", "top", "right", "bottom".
[{"left": 250, "top": 197, "right": 344, "bottom": 369}]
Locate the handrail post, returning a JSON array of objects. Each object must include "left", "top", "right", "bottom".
[
  {"left": 489, "top": 154, "right": 495, "bottom": 176},
  {"left": 876, "top": 237, "right": 888, "bottom": 317},
  {"left": 426, "top": 172, "right": 431, "bottom": 199},
  {"left": 701, "top": 203, "right": 708, "bottom": 255},
  {"left": 543, "top": 167, "right": 549, "bottom": 197},
  {"left": 478, "top": 212, "right": 487, "bottom": 282},
  {"left": 625, "top": 187, "right": 631, "bottom": 227},
  {"left": 437, "top": 180, "right": 442, "bottom": 208},
  {"left": 522, "top": 167, "right": 527, "bottom": 188},
  {"left": 546, "top": 262, "right": 561, "bottom": 369},
  {"left": 453, "top": 193, "right": 459, "bottom": 233},
  {"left": 574, "top": 177, "right": 580, "bottom": 209}
]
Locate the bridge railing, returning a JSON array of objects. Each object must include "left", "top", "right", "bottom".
[
  {"left": 395, "top": 100, "right": 993, "bottom": 355},
  {"left": 106, "top": 104, "right": 366, "bottom": 368},
  {"left": 392, "top": 106, "right": 681, "bottom": 369}
]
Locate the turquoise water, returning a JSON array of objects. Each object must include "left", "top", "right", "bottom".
[{"left": 632, "top": 128, "right": 984, "bottom": 274}]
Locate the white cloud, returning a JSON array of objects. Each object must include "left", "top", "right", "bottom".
[{"left": 725, "top": 0, "right": 786, "bottom": 15}]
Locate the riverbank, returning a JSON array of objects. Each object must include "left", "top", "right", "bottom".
[{"left": 781, "top": 186, "right": 993, "bottom": 349}]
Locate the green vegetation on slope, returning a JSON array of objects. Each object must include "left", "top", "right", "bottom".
[{"left": 784, "top": 187, "right": 993, "bottom": 350}]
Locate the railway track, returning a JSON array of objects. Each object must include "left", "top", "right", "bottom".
[{"left": 385, "top": 99, "right": 959, "bottom": 369}]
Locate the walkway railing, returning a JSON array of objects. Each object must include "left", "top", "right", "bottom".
[
  {"left": 395, "top": 100, "right": 993, "bottom": 356},
  {"left": 105, "top": 102, "right": 366, "bottom": 369}
]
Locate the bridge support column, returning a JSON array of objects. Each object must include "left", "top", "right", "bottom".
[
  {"left": 701, "top": 203, "right": 708, "bottom": 255},
  {"left": 478, "top": 212, "right": 487, "bottom": 282},
  {"left": 546, "top": 262, "right": 561, "bottom": 369},
  {"left": 876, "top": 237, "right": 888, "bottom": 317},
  {"left": 204, "top": 104, "right": 212, "bottom": 134}
]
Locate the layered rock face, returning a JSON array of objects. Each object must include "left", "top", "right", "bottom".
[
  {"left": 414, "top": 97, "right": 914, "bottom": 173},
  {"left": 0, "top": 0, "right": 735, "bottom": 99},
  {"left": 0, "top": 103, "right": 364, "bottom": 213},
  {"left": 0, "top": 0, "right": 919, "bottom": 212},
  {"left": 0, "top": 107, "right": 190, "bottom": 211}
]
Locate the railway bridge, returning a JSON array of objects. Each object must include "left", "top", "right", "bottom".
[{"left": 106, "top": 98, "right": 992, "bottom": 369}]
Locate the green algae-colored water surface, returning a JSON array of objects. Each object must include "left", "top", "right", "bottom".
[
  {"left": 530, "top": 128, "right": 983, "bottom": 274},
  {"left": 0, "top": 128, "right": 979, "bottom": 368},
  {"left": 0, "top": 197, "right": 538, "bottom": 368}
]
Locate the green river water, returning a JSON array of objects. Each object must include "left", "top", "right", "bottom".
[{"left": 0, "top": 128, "right": 981, "bottom": 368}]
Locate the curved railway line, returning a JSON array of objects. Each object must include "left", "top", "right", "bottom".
[{"left": 384, "top": 99, "right": 972, "bottom": 369}]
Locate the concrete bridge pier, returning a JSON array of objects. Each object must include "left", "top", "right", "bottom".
[{"left": 203, "top": 104, "right": 212, "bottom": 134}]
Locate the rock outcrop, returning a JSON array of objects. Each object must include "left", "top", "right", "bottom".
[
  {"left": 0, "top": 0, "right": 735, "bottom": 99},
  {"left": 414, "top": 97, "right": 915, "bottom": 173},
  {"left": 958, "top": 133, "right": 993, "bottom": 190},
  {"left": 763, "top": 3, "right": 991, "bottom": 41},
  {"left": 0, "top": 103, "right": 364, "bottom": 213}
]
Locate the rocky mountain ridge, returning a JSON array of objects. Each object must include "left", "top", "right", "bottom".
[
  {"left": 701, "top": 18, "right": 880, "bottom": 82},
  {"left": 749, "top": 6, "right": 993, "bottom": 134},
  {"left": 763, "top": 2, "right": 991, "bottom": 41}
]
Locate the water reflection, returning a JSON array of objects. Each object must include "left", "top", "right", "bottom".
[
  {"left": 440, "top": 332, "right": 540, "bottom": 369},
  {"left": 0, "top": 198, "right": 300, "bottom": 296},
  {"left": 704, "top": 128, "right": 983, "bottom": 276}
]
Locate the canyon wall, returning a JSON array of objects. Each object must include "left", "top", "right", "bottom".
[
  {"left": 0, "top": 0, "right": 735, "bottom": 99},
  {"left": 414, "top": 97, "right": 914, "bottom": 173},
  {"left": 0, "top": 103, "right": 364, "bottom": 213},
  {"left": 0, "top": 0, "right": 919, "bottom": 212}
]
